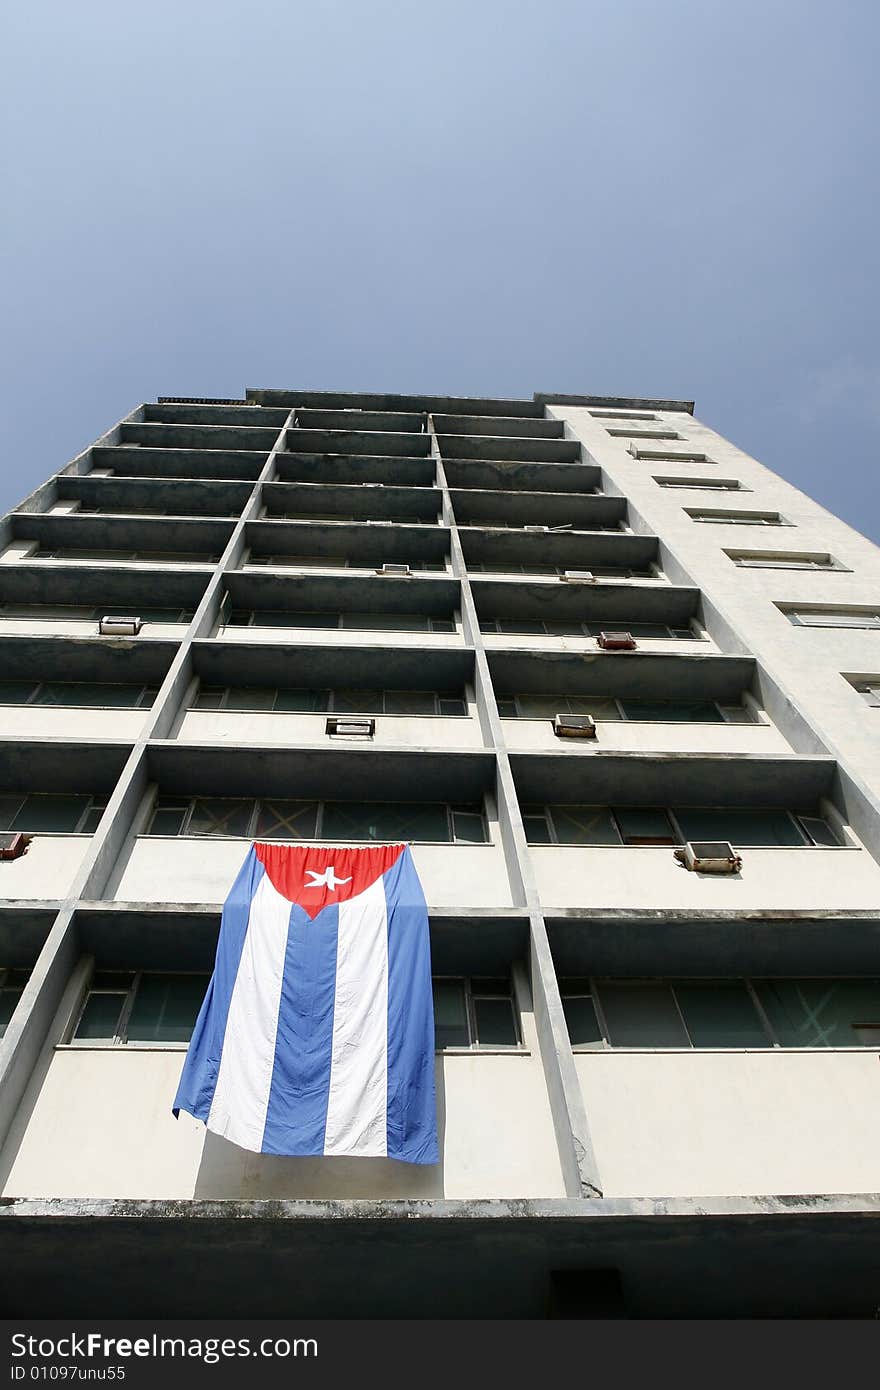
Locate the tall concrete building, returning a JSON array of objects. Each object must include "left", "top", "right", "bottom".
[{"left": 0, "top": 388, "right": 879, "bottom": 1318}]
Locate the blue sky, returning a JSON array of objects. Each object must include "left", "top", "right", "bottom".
[{"left": 3, "top": 1, "right": 878, "bottom": 538}]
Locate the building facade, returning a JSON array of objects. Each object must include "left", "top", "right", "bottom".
[{"left": 0, "top": 388, "right": 879, "bottom": 1317}]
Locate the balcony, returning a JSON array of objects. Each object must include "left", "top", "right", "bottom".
[
  {"left": 460, "top": 528, "right": 658, "bottom": 582},
  {"left": 490, "top": 651, "right": 791, "bottom": 755},
  {"left": 0, "top": 566, "right": 206, "bottom": 640},
  {"left": 448, "top": 487, "right": 624, "bottom": 531},
  {"left": 261, "top": 481, "right": 442, "bottom": 525},
  {"left": 242, "top": 519, "right": 450, "bottom": 574},
  {"left": 89, "top": 446, "right": 267, "bottom": 482},
  {"left": 106, "top": 747, "right": 513, "bottom": 910},
  {"left": 0, "top": 742, "right": 130, "bottom": 901},
  {"left": 472, "top": 579, "right": 709, "bottom": 654},
  {"left": 514, "top": 754, "right": 877, "bottom": 914},
  {"left": 0, "top": 636, "right": 173, "bottom": 742},
  {"left": 49, "top": 476, "right": 253, "bottom": 519},
  {"left": 3, "top": 514, "right": 233, "bottom": 569}
]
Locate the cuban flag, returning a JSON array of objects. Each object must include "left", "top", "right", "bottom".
[{"left": 173, "top": 841, "right": 438, "bottom": 1164}]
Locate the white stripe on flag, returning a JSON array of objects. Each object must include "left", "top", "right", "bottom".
[
  {"left": 207, "top": 871, "right": 290, "bottom": 1151},
  {"left": 323, "top": 874, "right": 389, "bottom": 1157}
]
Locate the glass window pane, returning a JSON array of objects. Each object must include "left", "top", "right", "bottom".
[
  {"left": 193, "top": 686, "right": 225, "bottom": 710},
  {"left": 254, "top": 800, "right": 319, "bottom": 840},
  {"left": 614, "top": 807, "right": 676, "bottom": 845},
  {"left": 126, "top": 974, "right": 208, "bottom": 1043},
  {"left": 12, "top": 794, "right": 90, "bottom": 833},
  {"left": 0, "top": 795, "right": 25, "bottom": 829},
  {"left": 384, "top": 690, "right": 436, "bottom": 715},
  {"left": 430, "top": 618, "right": 456, "bottom": 633},
  {"left": 79, "top": 801, "right": 106, "bottom": 835},
  {"left": 273, "top": 688, "right": 329, "bottom": 712},
  {"left": 322, "top": 801, "right": 450, "bottom": 842},
  {"left": 755, "top": 980, "right": 880, "bottom": 1047},
  {"left": 333, "top": 688, "right": 383, "bottom": 713},
  {"left": 674, "top": 983, "right": 768, "bottom": 1048},
  {"left": 188, "top": 798, "right": 254, "bottom": 837},
  {"left": 148, "top": 803, "right": 188, "bottom": 836},
  {"left": 523, "top": 813, "right": 552, "bottom": 844},
  {"left": 517, "top": 694, "right": 567, "bottom": 719},
  {"left": 599, "top": 983, "right": 689, "bottom": 1047},
  {"left": 40, "top": 682, "right": 141, "bottom": 707},
  {"left": 620, "top": 700, "right": 723, "bottom": 723},
  {"left": 474, "top": 996, "right": 519, "bottom": 1046},
  {"left": 798, "top": 815, "right": 840, "bottom": 847},
  {"left": 551, "top": 806, "right": 620, "bottom": 846},
  {"left": 562, "top": 994, "right": 603, "bottom": 1047},
  {"left": 0, "top": 681, "right": 37, "bottom": 703},
  {"left": 0, "top": 986, "right": 25, "bottom": 1036},
  {"left": 433, "top": 979, "right": 469, "bottom": 1048},
  {"left": 673, "top": 808, "right": 804, "bottom": 847},
  {"left": 74, "top": 991, "right": 127, "bottom": 1041},
  {"left": 623, "top": 623, "right": 673, "bottom": 638},
  {"left": 438, "top": 697, "right": 466, "bottom": 717},
  {"left": 451, "top": 810, "right": 487, "bottom": 844},
  {"left": 498, "top": 619, "right": 544, "bottom": 634}
]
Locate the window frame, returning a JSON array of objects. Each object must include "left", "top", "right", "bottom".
[
  {"left": 496, "top": 692, "right": 751, "bottom": 724},
  {"left": 191, "top": 683, "right": 468, "bottom": 717},
  {"left": 0, "top": 792, "right": 109, "bottom": 835},
  {"left": 525, "top": 803, "right": 840, "bottom": 848},
  {"left": 144, "top": 794, "right": 490, "bottom": 845},
  {"left": 66, "top": 969, "right": 210, "bottom": 1049},
  {"left": 0, "top": 680, "right": 157, "bottom": 709},
  {"left": 560, "top": 976, "right": 880, "bottom": 1051},
  {"left": 432, "top": 974, "right": 523, "bottom": 1052},
  {"left": 226, "top": 609, "right": 457, "bottom": 635}
]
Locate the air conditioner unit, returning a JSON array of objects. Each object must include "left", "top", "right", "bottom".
[
  {"left": 553, "top": 714, "right": 597, "bottom": 739},
  {"left": 675, "top": 841, "right": 742, "bottom": 874},
  {"left": 99, "top": 615, "right": 142, "bottom": 636},
  {"left": 561, "top": 570, "right": 595, "bottom": 582},
  {"left": 377, "top": 563, "right": 411, "bottom": 576},
  {"left": 326, "top": 717, "right": 375, "bottom": 738},
  {"left": 524, "top": 524, "right": 549, "bottom": 532},
  {"left": 0, "top": 831, "right": 29, "bottom": 862},
  {"left": 597, "top": 631, "right": 636, "bottom": 650}
]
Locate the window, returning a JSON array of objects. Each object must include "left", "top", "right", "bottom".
[
  {"left": 70, "top": 971, "right": 208, "bottom": 1045},
  {"left": 686, "top": 509, "right": 787, "bottom": 526},
  {"left": 248, "top": 554, "right": 447, "bottom": 572},
  {"left": 0, "top": 681, "right": 157, "bottom": 708},
  {"left": 227, "top": 609, "right": 456, "bottom": 634},
  {"left": 35, "top": 548, "right": 218, "bottom": 563},
  {"left": 655, "top": 476, "right": 743, "bottom": 492},
  {"left": 847, "top": 680, "right": 880, "bottom": 707},
  {"left": 727, "top": 551, "right": 843, "bottom": 571},
  {"left": 0, "top": 603, "right": 193, "bottom": 624},
  {"left": 467, "top": 562, "right": 653, "bottom": 578},
  {"left": 496, "top": 693, "right": 750, "bottom": 723},
  {"left": 785, "top": 608, "right": 880, "bottom": 631},
  {"left": 524, "top": 805, "right": 840, "bottom": 847},
  {"left": 478, "top": 618, "right": 696, "bottom": 640},
  {"left": 0, "top": 968, "right": 28, "bottom": 1038},
  {"left": 432, "top": 976, "right": 520, "bottom": 1050},
  {"left": 560, "top": 978, "right": 880, "bottom": 1049},
  {"left": 0, "top": 793, "right": 108, "bottom": 834},
  {"left": 146, "top": 796, "right": 488, "bottom": 843},
  {"left": 193, "top": 685, "right": 466, "bottom": 716}
]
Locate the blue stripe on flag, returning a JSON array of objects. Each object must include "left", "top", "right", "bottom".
[
  {"left": 173, "top": 847, "right": 266, "bottom": 1122},
  {"left": 260, "top": 901, "right": 340, "bottom": 1155},
  {"left": 385, "top": 848, "right": 439, "bottom": 1164}
]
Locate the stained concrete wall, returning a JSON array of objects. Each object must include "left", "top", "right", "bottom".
[
  {"left": 575, "top": 1050, "right": 880, "bottom": 1198},
  {"left": 0, "top": 1007, "right": 563, "bottom": 1201}
]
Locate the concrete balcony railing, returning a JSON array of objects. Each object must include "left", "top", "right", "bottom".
[
  {"left": 574, "top": 1049, "right": 880, "bottom": 1198},
  {"left": 0, "top": 1004, "right": 564, "bottom": 1201},
  {"left": 502, "top": 717, "right": 790, "bottom": 756},
  {"left": 529, "top": 844, "right": 880, "bottom": 914},
  {"left": 175, "top": 708, "right": 486, "bottom": 750}
]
